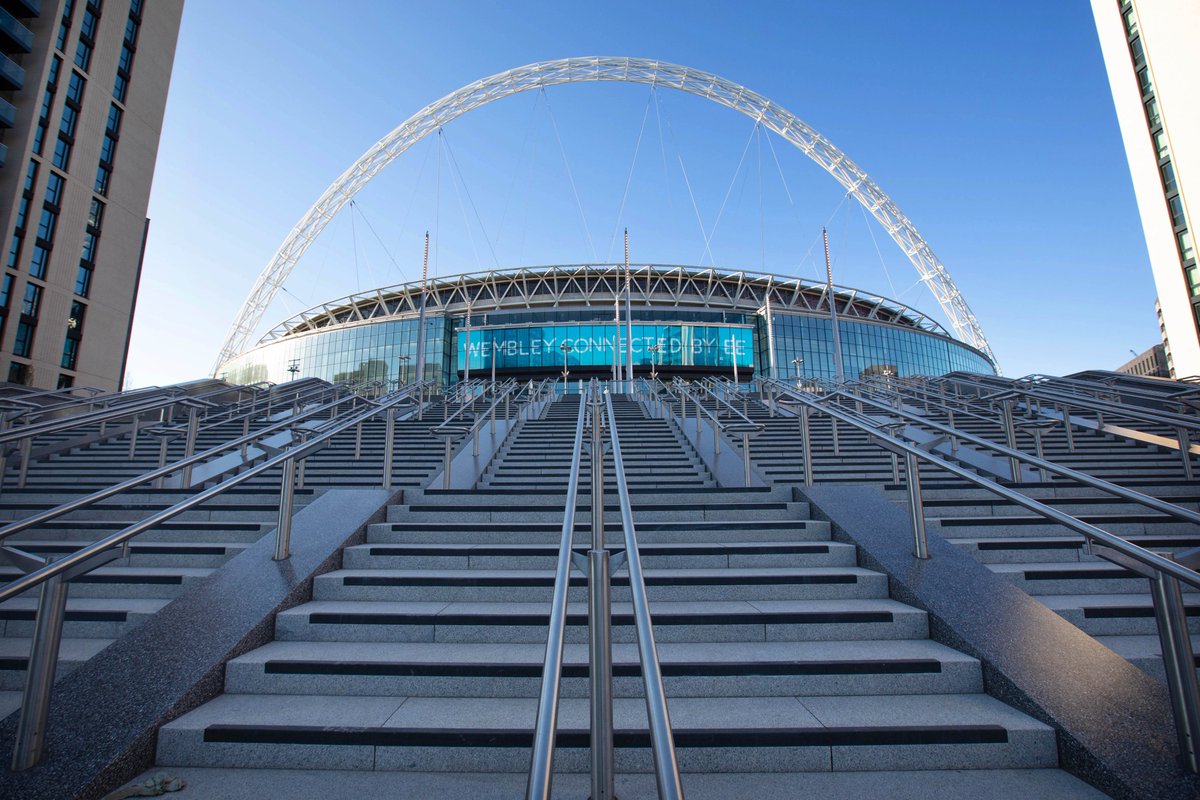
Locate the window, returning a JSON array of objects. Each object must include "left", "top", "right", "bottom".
[
  {"left": 106, "top": 104, "right": 122, "bottom": 133},
  {"left": 52, "top": 136, "right": 72, "bottom": 171},
  {"left": 57, "top": 373, "right": 75, "bottom": 389},
  {"left": 14, "top": 197, "right": 29, "bottom": 231},
  {"left": 36, "top": 209, "right": 56, "bottom": 243},
  {"left": 1137, "top": 67, "right": 1152, "bottom": 97},
  {"left": 80, "top": 231, "right": 98, "bottom": 263},
  {"left": 30, "top": 246, "right": 49, "bottom": 279},
  {"left": 1145, "top": 97, "right": 1161, "bottom": 128},
  {"left": 74, "top": 263, "right": 92, "bottom": 296},
  {"left": 1122, "top": 5, "right": 1138, "bottom": 36},
  {"left": 68, "top": 300, "right": 85, "bottom": 332},
  {"left": 1168, "top": 195, "right": 1186, "bottom": 229},
  {"left": 100, "top": 133, "right": 117, "bottom": 163},
  {"left": 113, "top": 72, "right": 128, "bottom": 102},
  {"left": 59, "top": 105, "right": 78, "bottom": 138},
  {"left": 24, "top": 160, "right": 38, "bottom": 192},
  {"left": 32, "top": 124, "right": 47, "bottom": 155},
  {"left": 21, "top": 283, "right": 41, "bottom": 317},
  {"left": 67, "top": 71, "right": 85, "bottom": 105},
  {"left": 6, "top": 236, "right": 20, "bottom": 269},
  {"left": 8, "top": 362, "right": 30, "bottom": 384},
  {"left": 1180, "top": 230, "right": 1196, "bottom": 263},
  {"left": 124, "top": 17, "right": 138, "bottom": 45},
  {"left": 130, "top": 0, "right": 142, "bottom": 16},
  {"left": 13, "top": 322, "right": 34, "bottom": 358},
  {"left": 80, "top": 8, "right": 98, "bottom": 39},
  {"left": 1, "top": 275, "right": 12, "bottom": 308},
  {"left": 94, "top": 165, "right": 111, "bottom": 196},
  {"left": 1130, "top": 36, "right": 1145, "bottom": 66},
  {"left": 88, "top": 198, "right": 105, "bottom": 229},
  {"left": 44, "top": 173, "right": 65, "bottom": 208},
  {"left": 1154, "top": 130, "right": 1171, "bottom": 161},
  {"left": 74, "top": 40, "right": 91, "bottom": 72},
  {"left": 1162, "top": 162, "right": 1178, "bottom": 194},
  {"left": 61, "top": 337, "right": 79, "bottom": 369},
  {"left": 118, "top": 44, "right": 133, "bottom": 75}
]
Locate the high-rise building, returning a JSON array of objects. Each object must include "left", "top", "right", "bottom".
[
  {"left": 0, "top": 0, "right": 183, "bottom": 391},
  {"left": 1091, "top": 0, "right": 1199, "bottom": 379}
]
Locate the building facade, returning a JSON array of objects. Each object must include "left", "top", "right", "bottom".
[
  {"left": 0, "top": 0, "right": 183, "bottom": 391},
  {"left": 216, "top": 265, "right": 996, "bottom": 388},
  {"left": 1091, "top": 0, "right": 1200, "bottom": 378},
  {"left": 1116, "top": 343, "right": 1169, "bottom": 377}
]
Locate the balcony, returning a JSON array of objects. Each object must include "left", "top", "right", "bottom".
[
  {"left": 0, "top": 51, "right": 22, "bottom": 91},
  {"left": 0, "top": 0, "right": 39, "bottom": 18},
  {"left": 0, "top": 5, "right": 32, "bottom": 53},
  {"left": 0, "top": 95, "right": 14, "bottom": 127}
]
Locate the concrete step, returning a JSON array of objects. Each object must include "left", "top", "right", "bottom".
[
  {"left": 222, "top": 638, "right": 982, "bottom": 698},
  {"left": 275, "top": 598, "right": 931, "bottom": 644},
  {"left": 156, "top": 691, "right": 1056, "bottom": 773}
]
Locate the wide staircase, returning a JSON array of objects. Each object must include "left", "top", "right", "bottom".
[{"left": 140, "top": 393, "right": 1097, "bottom": 797}]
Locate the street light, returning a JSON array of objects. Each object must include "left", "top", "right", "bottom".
[
  {"left": 647, "top": 344, "right": 660, "bottom": 382},
  {"left": 287, "top": 359, "right": 300, "bottom": 380},
  {"left": 792, "top": 357, "right": 804, "bottom": 390},
  {"left": 560, "top": 342, "right": 573, "bottom": 394}
]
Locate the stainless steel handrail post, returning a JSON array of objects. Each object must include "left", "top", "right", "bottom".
[
  {"left": 1177, "top": 427, "right": 1195, "bottom": 482},
  {"left": 354, "top": 421, "right": 363, "bottom": 461},
  {"left": 1000, "top": 400, "right": 1021, "bottom": 481},
  {"left": 904, "top": 450, "right": 929, "bottom": 559},
  {"left": 800, "top": 405, "right": 813, "bottom": 487},
  {"left": 17, "top": 437, "right": 31, "bottom": 488},
  {"left": 180, "top": 406, "right": 200, "bottom": 486},
  {"left": 11, "top": 572, "right": 68, "bottom": 771},
  {"left": 742, "top": 431, "right": 752, "bottom": 487},
  {"left": 588, "top": 386, "right": 615, "bottom": 800},
  {"left": 128, "top": 414, "right": 141, "bottom": 459},
  {"left": 1062, "top": 404, "right": 1075, "bottom": 453},
  {"left": 442, "top": 438, "right": 453, "bottom": 490},
  {"left": 602, "top": 391, "right": 683, "bottom": 799},
  {"left": 274, "top": 455, "right": 297, "bottom": 560},
  {"left": 1151, "top": 571, "right": 1200, "bottom": 772},
  {"left": 383, "top": 408, "right": 395, "bottom": 491}
]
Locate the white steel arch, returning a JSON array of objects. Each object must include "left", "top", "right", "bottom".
[{"left": 215, "top": 56, "right": 996, "bottom": 372}]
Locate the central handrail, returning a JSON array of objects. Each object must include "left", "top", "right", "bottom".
[
  {"left": 526, "top": 390, "right": 587, "bottom": 800},
  {"left": 603, "top": 389, "right": 684, "bottom": 799}
]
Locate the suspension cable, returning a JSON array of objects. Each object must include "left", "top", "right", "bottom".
[
  {"left": 860, "top": 200, "right": 899, "bottom": 299},
  {"left": 605, "top": 89, "right": 653, "bottom": 262},
  {"left": 542, "top": 88, "right": 597, "bottom": 261},
  {"left": 441, "top": 127, "right": 501, "bottom": 270},
  {"left": 655, "top": 89, "right": 710, "bottom": 265},
  {"left": 699, "top": 119, "right": 759, "bottom": 267}
]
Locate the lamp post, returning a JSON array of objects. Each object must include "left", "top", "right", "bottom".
[
  {"left": 560, "top": 342, "right": 573, "bottom": 394},
  {"left": 286, "top": 359, "right": 300, "bottom": 380},
  {"left": 398, "top": 354, "right": 411, "bottom": 386},
  {"left": 792, "top": 357, "right": 804, "bottom": 390},
  {"left": 647, "top": 344, "right": 660, "bottom": 382}
]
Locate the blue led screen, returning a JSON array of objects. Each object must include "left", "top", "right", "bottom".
[{"left": 458, "top": 323, "right": 754, "bottom": 372}]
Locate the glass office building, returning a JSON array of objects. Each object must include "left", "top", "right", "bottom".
[{"left": 217, "top": 265, "right": 996, "bottom": 386}]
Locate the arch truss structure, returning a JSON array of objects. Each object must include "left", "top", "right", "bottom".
[{"left": 215, "top": 56, "right": 995, "bottom": 373}]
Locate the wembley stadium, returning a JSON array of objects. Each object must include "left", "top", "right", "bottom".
[{"left": 215, "top": 263, "right": 997, "bottom": 387}]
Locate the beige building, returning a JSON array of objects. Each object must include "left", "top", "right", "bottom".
[
  {"left": 1092, "top": 0, "right": 1200, "bottom": 379},
  {"left": 0, "top": 0, "right": 182, "bottom": 391}
]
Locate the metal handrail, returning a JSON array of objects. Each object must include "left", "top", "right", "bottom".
[
  {"left": 761, "top": 378, "right": 1200, "bottom": 772},
  {"left": 3, "top": 382, "right": 431, "bottom": 769},
  {"left": 769, "top": 380, "right": 1200, "bottom": 530},
  {"left": 0, "top": 388, "right": 398, "bottom": 545},
  {"left": 432, "top": 381, "right": 522, "bottom": 489},
  {"left": 526, "top": 390, "right": 587, "bottom": 800},
  {"left": 691, "top": 379, "right": 763, "bottom": 433},
  {"left": 603, "top": 389, "right": 684, "bottom": 799}
]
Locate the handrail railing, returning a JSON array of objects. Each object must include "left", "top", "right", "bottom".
[
  {"left": 604, "top": 388, "right": 684, "bottom": 798},
  {"left": 0, "top": 388, "right": 396, "bottom": 546},
  {"left": 526, "top": 390, "right": 587, "bottom": 800},
  {"left": 672, "top": 378, "right": 760, "bottom": 486},
  {"left": 0, "top": 381, "right": 431, "bottom": 771},
  {"left": 432, "top": 381, "right": 520, "bottom": 488},
  {"left": 759, "top": 378, "right": 1200, "bottom": 773}
]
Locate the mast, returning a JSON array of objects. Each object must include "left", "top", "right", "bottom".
[
  {"left": 624, "top": 228, "right": 634, "bottom": 386},
  {"left": 414, "top": 231, "right": 429, "bottom": 386},
  {"left": 824, "top": 227, "right": 845, "bottom": 383}
]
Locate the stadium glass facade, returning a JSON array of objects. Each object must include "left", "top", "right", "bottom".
[{"left": 216, "top": 266, "right": 996, "bottom": 386}]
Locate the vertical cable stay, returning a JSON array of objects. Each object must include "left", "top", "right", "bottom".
[
  {"left": 440, "top": 127, "right": 501, "bottom": 270},
  {"left": 698, "top": 118, "right": 759, "bottom": 267},
  {"left": 651, "top": 88, "right": 675, "bottom": 218},
  {"left": 495, "top": 90, "right": 544, "bottom": 256},
  {"left": 434, "top": 129, "right": 443, "bottom": 278},
  {"left": 542, "top": 88, "right": 597, "bottom": 261},
  {"left": 605, "top": 89, "right": 654, "bottom": 263},
  {"left": 350, "top": 199, "right": 408, "bottom": 281},
  {"left": 349, "top": 200, "right": 362, "bottom": 293},
  {"left": 657, "top": 92, "right": 712, "bottom": 266},
  {"left": 860, "top": 200, "right": 899, "bottom": 299},
  {"left": 758, "top": 123, "right": 766, "bottom": 272},
  {"left": 440, "top": 129, "right": 485, "bottom": 274}
]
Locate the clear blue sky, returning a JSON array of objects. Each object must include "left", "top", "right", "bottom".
[{"left": 126, "top": 0, "right": 1153, "bottom": 386}]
